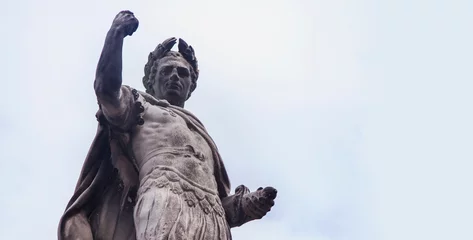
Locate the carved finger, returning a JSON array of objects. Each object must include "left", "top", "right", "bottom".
[
  {"left": 127, "top": 19, "right": 139, "bottom": 36},
  {"left": 119, "top": 10, "right": 134, "bottom": 15},
  {"left": 249, "top": 196, "right": 271, "bottom": 214},
  {"left": 250, "top": 191, "right": 275, "bottom": 211},
  {"left": 131, "top": 21, "right": 138, "bottom": 34},
  {"left": 114, "top": 10, "right": 133, "bottom": 23},
  {"left": 244, "top": 203, "right": 266, "bottom": 219},
  {"left": 256, "top": 197, "right": 273, "bottom": 212},
  {"left": 242, "top": 195, "right": 266, "bottom": 217}
]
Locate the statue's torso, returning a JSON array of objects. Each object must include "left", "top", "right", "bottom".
[
  {"left": 131, "top": 99, "right": 217, "bottom": 190},
  {"left": 126, "top": 94, "right": 230, "bottom": 240}
]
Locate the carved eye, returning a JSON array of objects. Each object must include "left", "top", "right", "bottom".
[
  {"left": 177, "top": 67, "right": 190, "bottom": 77},
  {"left": 160, "top": 66, "right": 173, "bottom": 76}
]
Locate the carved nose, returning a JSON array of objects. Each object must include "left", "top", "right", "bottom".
[
  {"left": 170, "top": 73, "right": 179, "bottom": 81},
  {"left": 170, "top": 69, "right": 179, "bottom": 81}
]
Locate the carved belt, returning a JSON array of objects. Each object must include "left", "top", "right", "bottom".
[
  {"left": 137, "top": 166, "right": 224, "bottom": 216},
  {"left": 139, "top": 145, "right": 206, "bottom": 171}
]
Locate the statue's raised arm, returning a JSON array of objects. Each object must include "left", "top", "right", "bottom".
[
  {"left": 94, "top": 11, "right": 139, "bottom": 126},
  {"left": 59, "top": 10, "right": 277, "bottom": 240}
]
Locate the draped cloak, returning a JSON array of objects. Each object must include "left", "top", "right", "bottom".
[{"left": 58, "top": 87, "right": 231, "bottom": 240}]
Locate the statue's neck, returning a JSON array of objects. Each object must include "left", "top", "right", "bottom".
[{"left": 169, "top": 100, "right": 185, "bottom": 108}]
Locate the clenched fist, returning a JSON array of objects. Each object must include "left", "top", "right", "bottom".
[{"left": 111, "top": 10, "right": 139, "bottom": 37}]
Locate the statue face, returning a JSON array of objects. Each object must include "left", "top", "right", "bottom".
[{"left": 152, "top": 56, "right": 193, "bottom": 105}]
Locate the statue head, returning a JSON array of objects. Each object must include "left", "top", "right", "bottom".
[{"left": 143, "top": 37, "right": 199, "bottom": 107}]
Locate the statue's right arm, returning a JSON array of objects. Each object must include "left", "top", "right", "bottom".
[{"left": 94, "top": 11, "right": 139, "bottom": 121}]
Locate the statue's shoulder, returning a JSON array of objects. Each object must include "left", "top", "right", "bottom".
[
  {"left": 119, "top": 85, "right": 203, "bottom": 128},
  {"left": 133, "top": 88, "right": 172, "bottom": 109}
]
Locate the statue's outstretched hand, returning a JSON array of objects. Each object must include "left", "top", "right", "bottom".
[
  {"left": 242, "top": 186, "right": 277, "bottom": 220},
  {"left": 112, "top": 10, "right": 139, "bottom": 37}
]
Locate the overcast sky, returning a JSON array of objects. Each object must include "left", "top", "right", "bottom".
[{"left": 1, "top": 0, "right": 472, "bottom": 239}]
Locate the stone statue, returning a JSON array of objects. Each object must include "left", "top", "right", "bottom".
[{"left": 58, "top": 10, "right": 277, "bottom": 240}]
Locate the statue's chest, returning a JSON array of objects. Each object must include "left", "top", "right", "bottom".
[
  {"left": 143, "top": 103, "right": 184, "bottom": 125},
  {"left": 132, "top": 103, "right": 213, "bottom": 165}
]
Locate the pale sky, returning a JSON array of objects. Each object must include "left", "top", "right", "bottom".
[{"left": 1, "top": 0, "right": 472, "bottom": 239}]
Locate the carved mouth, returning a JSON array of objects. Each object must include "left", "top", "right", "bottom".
[{"left": 166, "top": 82, "right": 181, "bottom": 91}]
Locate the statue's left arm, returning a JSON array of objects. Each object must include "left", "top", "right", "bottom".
[{"left": 221, "top": 185, "right": 277, "bottom": 228}]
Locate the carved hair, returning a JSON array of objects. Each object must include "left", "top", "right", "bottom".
[{"left": 142, "top": 38, "right": 199, "bottom": 99}]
